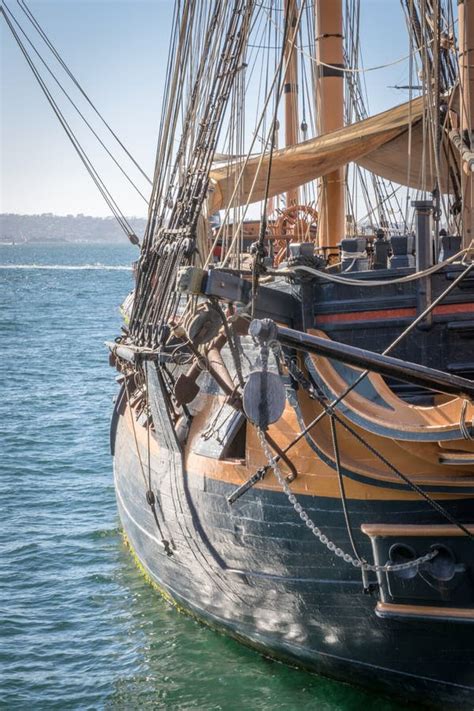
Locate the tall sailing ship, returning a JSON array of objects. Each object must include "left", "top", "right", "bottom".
[
  {"left": 107, "top": 2, "right": 474, "bottom": 706},
  {"left": 109, "top": 1, "right": 474, "bottom": 707},
  {"left": 4, "top": 0, "right": 473, "bottom": 706}
]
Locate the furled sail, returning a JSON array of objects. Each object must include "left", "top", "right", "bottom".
[
  {"left": 356, "top": 116, "right": 453, "bottom": 192},
  {"left": 208, "top": 95, "right": 452, "bottom": 212}
]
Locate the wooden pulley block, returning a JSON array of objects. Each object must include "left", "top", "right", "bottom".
[
  {"left": 243, "top": 371, "right": 286, "bottom": 429},
  {"left": 187, "top": 304, "right": 221, "bottom": 346}
]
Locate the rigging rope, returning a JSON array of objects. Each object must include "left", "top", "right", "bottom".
[
  {"left": 122, "top": 372, "right": 173, "bottom": 556},
  {"left": 4, "top": 2, "right": 149, "bottom": 204},
  {"left": 257, "top": 428, "right": 440, "bottom": 571},
  {"left": 329, "top": 414, "right": 365, "bottom": 564},
  {"left": 16, "top": 0, "right": 152, "bottom": 185},
  {"left": 259, "top": 257, "right": 474, "bottom": 496},
  {"left": 280, "top": 357, "right": 474, "bottom": 542},
  {"left": 130, "top": 1, "right": 258, "bottom": 346},
  {"left": 264, "top": 4, "right": 433, "bottom": 74},
  {"left": 251, "top": 0, "right": 297, "bottom": 316},
  {"left": 278, "top": 244, "right": 472, "bottom": 286},
  {"left": 210, "top": 1, "right": 309, "bottom": 269},
  {"left": 1, "top": 4, "right": 139, "bottom": 243}
]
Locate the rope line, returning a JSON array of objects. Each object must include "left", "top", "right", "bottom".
[
  {"left": 4, "top": 2, "right": 149, "bottom": 204},
  {"left": 263, "top": 3, "right": 434, "bottom": 74},
  {"left": 279, "top": 245, "right": 472, "bottom": 287},
  {"left": 1, "top": 5, "right": 137, "bottom": 242},
  {"left": 17, "top": 0, "right": 152, "bottom": 185},
  {"left": 257, "top": 429, "right": 439, "bottom": 572}
]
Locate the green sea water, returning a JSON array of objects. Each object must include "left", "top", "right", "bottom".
[{"left": 0, "top": 244, "right": 413, "bottom": 710}]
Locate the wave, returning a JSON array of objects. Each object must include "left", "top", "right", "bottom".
[{"left": 0, "top": 263, "right": 132, "bottom": 271}]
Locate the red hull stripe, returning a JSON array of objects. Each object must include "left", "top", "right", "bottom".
[{"left": 315, "top": 302, "right": 474, "bottom": 325}]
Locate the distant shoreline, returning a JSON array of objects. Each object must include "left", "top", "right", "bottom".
[
  {"left": 0, "top": 240, "right": 133, "bottom": 245},
  {"left": 0, "top": 213, "right": 146, "bottom": 245}
]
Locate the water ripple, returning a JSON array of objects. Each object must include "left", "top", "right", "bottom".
[
  {"left": 0, "top": 263, "right": 132, "bottom": 271},
  {"left": 0, "top": 245, "right": 411, "bottom": 711}
]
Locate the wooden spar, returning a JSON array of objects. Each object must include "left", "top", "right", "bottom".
[
  {"left": 284, "top": 0, "right": 299, "bottom": 207},
  {"left": 315, "top": 0, "right": 345, "bottom": 247},
  {"left": 459, "top": 0, "right": 474, "bottom": 247},
  {"left": 271, "top": 323, "right": 474, "bottom": 400}
]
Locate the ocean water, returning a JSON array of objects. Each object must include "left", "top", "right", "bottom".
[{"left": 0, "top": 244, "right": 411, "bottom": 711}]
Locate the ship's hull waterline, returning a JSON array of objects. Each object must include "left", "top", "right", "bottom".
[{"left": 112, "top": 391, "right": 474, "bottom": 710}]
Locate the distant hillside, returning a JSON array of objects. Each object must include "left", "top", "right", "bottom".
[{"left": 0, "top": 213, "right": 147, "bottom": 244}]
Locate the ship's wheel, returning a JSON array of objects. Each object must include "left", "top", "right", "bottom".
[{"left": 271, "top": 204, "right": 319, "bottom": 265}]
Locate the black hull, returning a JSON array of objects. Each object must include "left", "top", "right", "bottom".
[{"left": 112, "top": 407, "right": 474, "bottom": 709}]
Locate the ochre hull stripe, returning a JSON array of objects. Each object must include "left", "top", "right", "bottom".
[
  {"left": 316, "top": 302, "right": 474, "bottom": 325},
  {"left": 123, "top": 406, "right": 474, "bottom": 500}
]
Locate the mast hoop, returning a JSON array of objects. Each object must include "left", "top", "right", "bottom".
[{"left": 264, "top": 7, "right": 433, "bottom": 74}]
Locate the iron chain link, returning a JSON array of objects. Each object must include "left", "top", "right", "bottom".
[{"left": 257, "top": 429, "right": 438, "bottom": 573}]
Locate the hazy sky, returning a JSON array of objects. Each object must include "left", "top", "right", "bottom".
[{"left": 1, "top": 1, "right": 416, "bottom": 218}]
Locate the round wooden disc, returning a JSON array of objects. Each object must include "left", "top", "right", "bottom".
[{"left": 243, "top": 371, "right": 286, "bottom": 427}]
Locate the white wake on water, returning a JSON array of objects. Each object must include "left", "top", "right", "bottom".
[{"left": 0, "top": 264, "right": 132, "bottom": 271}]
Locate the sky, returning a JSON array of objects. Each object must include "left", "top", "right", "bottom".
[{"left": 1, "top": 0, "right": 420, "bottom": 218}]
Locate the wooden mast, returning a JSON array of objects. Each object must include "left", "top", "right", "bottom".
[
  {"left": 459, "top": 0, "right": 474, "bottom": 247},
  {"left": 315, "top": 0, "right": 345, "bottom": 247},
  {"left": 284, "top": 0, "right": 299, "bottom": 207}
]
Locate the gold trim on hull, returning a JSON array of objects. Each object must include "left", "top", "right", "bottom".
[
  {"left": 123, "top": 397, "right": 474, "bottom": 502},
  {"left": 362, "top": 523, "right": 474, "bottom": 537},
  {"left": 376, "top": 602, "right": 474, "bottom": 621}
]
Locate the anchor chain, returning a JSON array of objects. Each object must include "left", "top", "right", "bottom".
[{"left": 256, "top": 428, "right": 438, "bottom": 573}]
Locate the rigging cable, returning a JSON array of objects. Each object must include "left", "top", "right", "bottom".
[
  {"left": 279, "top": 243, "right": 472, "bottom": 285},
  {"left": 122, "top": 373, "right": 173, "bottom": 556},
  {"left": 252, "top": 0, "right": 297, "bottom": 316},
  {"left": 4, "top": 2, "right": 149, "bottom": 204},
  {"left": 328, "top": 414, "right": 365, "bottom": 564},
  {"left": 213, "top": 1, "right": 309, "bottom": 269},
  {"left": 264, "top": 3, "right": 432, "bottom": 74},
  {"left": 1, "top": 5, "right": 138, "bottom": 243},
  {"left": 16, "top": 0, "right": 152, "bottom": 185},
  {"left": 332, "top": 409, "right": 474, "bottom": 541},
  {"left": 280, "top": 356, "right": 474, "bottom": 542},
  {"left": 258, "top": 256, "right": 474, "bottom": 490},
  {"left": 130, "top": 1, "right": 258, "bottom": 344},
  {"left": 257, "top": 428, "right": 442, "bottom": 569}
]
